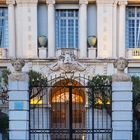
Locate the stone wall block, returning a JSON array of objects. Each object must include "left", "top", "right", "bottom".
[
  {"left": 112, "top": 111, "right": 132, "bottom": 121},
  {"left": 9, "top": 131, "right": 29, "bottom": 140},
  {"left": 9, "top": 81, "right": 28, "bottom": 91},
  {"left": 112, "top": 131, "right": 132, "bottom": 140},
  {"left": 112, "top": 102, "right": 132, "bottom": 111},
  {"left": 112, "top": 82, "right": 132, "bottom": 91},
  {"left": 112, "top": 121, "right": 132, "bottom": 130},
  {"left": 9, "top": 121, "right": 29, "bottom": 130},
  {"left": 112, "top": 92, "right": 132, "bottom": 101},
  {"left": 9, "top": 91, "right": 29, "bottom": 100},
  {"left": 9, "top": 111, "right": 29, "bottom": 121}
]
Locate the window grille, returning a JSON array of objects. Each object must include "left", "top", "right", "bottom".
[
  {"left": 56, "top": 10, "right": 79, "bottom": 48},
  {"left": 126, "top": 7, "right": 140, "bottom": 48}
]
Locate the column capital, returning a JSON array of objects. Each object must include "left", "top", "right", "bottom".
[
  {"left": 46, "top": 0, "right": 55, "bottom": 5},
  {"left": 113, "top": 0, "right": 118, "bottom": 6},
  {"left": 6, "top": 0, "right": 15, "bottom": 5},
  {"left": 96, "top": 0, "right": 116, "bottom": 4},
  {"left": 16, "top": 0, "right": 38, "bottom": 4},
  {"left": 79, "top": 0, "right": 88, "bottom": 5},
  {"left": 118, "top": 1, "right": 128, "bottom": 6}
]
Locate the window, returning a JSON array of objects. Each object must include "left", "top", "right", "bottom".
[
  {"left": 56, "top": 10, "right": 78, "bottom": 48},
  {"left": 126, "top": 7, "right": 140, "bottom": 48},
  {"left": 0, "top": 8, "right": 8, "bottom": 48}
]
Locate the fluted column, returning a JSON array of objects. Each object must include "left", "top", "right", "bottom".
[
  {"left": 6, "top": 0, "right": 16, "bottom": 58},
  {"left": 112, "top": 1, "right": 117, "bottom": 58},
  {"left": 118, "top": 1, "right": 128, "bottom": 57},
  {"left": 47, "top": 0, "right": 55, "bottom": 58},
  {"left": 79, "top": 0, "right": 88, "bottom": 58}
]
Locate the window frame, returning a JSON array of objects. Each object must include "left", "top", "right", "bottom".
[
  {"left": 55, "top": 9, "right": 79, "bottom": 49},
  {"left": 126, "top": 6, "right": 140, "bottom": 48},
  {"left": 0, "top": 7, "right": 8, "bottom": 48}
]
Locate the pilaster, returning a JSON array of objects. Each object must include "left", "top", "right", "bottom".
[
  {"left": 79, "top": 0, "right": 88, "bottom": 58},
  {"left": 6, "top": 0, "right": 16, "bottom": 58},
  {"left": 16, "top": 0, "right": 38, "bottom": 58},
  {"left": 96, "top": 0, "right": 114, "bottom": 58},
  {"left": 112, "top": 1, "right": 118, "bottom": 58},
  {"left": 118, "top": 0, "right": 128, "bottom": 57},
  {"left": 47, "top": 0, "right": 56, "bottom": 58}
]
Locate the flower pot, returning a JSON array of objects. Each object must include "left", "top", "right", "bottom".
[{"left": 38, "top": 36, "right": 47, "bottom": 48}]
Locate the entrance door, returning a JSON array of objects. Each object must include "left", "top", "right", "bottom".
[{"left": 50, "top": 87, "right": 85, "bottom": 140}]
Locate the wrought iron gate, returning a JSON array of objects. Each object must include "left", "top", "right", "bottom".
[{"left": 29, "top": 76, "right": 112, "bottom": 140}]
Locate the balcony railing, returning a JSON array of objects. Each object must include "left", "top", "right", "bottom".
[{"left": 126, "top": 48, "right": 140, "bottom": 59}]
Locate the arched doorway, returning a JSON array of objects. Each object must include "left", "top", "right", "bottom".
[{"left": 50, "top": 79, "right": 86, "bottom": 140}]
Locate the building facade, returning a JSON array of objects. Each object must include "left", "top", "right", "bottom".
[{"left": 0, "top": 0, "right": 137, "bottom": 139}]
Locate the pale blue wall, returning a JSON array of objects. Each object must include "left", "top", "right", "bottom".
[
  {"left": 87, "top": 5, "right": 97, "bottom": 36},
  {"left": 37, "top": 5, "right": 48, "bottom": 37}
]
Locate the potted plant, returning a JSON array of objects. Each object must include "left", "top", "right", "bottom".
[
  {"left": 87, "top": 35, "right": 97, "bottom": 48},
  {"left": 38, "top": 35, "right": 47, "bottom": 48}
]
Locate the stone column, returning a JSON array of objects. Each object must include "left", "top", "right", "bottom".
[
  {"left": 118, "top": 1, "right": 128, "bottom": 57},
  {"left": 47, "top": 0, "right": 55, "bottom": 58},
  {"left": 16, "top": 0, "right": 38, "bottom": 58},
  {"left": 96, "top": 0, "right": 113, "bottom": 58},
  {"left": 79, "top": 0, "right": 88, "bottom": 58},
  {"left": 112, "top": 58, "right": 132, "bottom": 140},
  {"left": 6, "top": 0, "right": 16, "bottom": 58},
  {"left": 112, "top": 82, "right": 133, "bottom": 140},
  {"left": 112, "top": 1, "right": 117, "bottom": 58},
  {"left": 8, "top": 60, "right": 29, "bottom": 140}
]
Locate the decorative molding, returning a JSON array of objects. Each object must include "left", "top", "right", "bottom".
[
  {"left": 49, "top": 52, "right": 87, "bottom": 73},
  {"left": 16, "top": 0, "right": 38, "bottom": 4},
  {"left": 113, "top": 0, "right": 118, "bottom": 6},
  {"left": 79, "top": 0, "right": 88, "bottom": 4},
  {"left": 6, "top": 0, "right": 15, "bottom": 5},
  {"left": 118, "top": 1, "right": 128, "bottom": 6},
  {"left": 46, "top": 0, "right": 55, "bottom": 4},
  {"left": 96, "top": 0, "right": 115, "bottom": 4}
]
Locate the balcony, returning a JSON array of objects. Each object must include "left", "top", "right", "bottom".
[{"left": 126, "top": 48, "right": 140, "bottom": 59}]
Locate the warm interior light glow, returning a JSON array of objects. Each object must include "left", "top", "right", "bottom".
[
  {"left": 106, "top": 101, "right": 110, "bottom": 104},
  {"left": 82, "top": 135, "right": 85, "bottom": 140},
  {"left": 52, "top": 92, "right": 83, "bottom": 103},
  {"left": 30, "top": 98, "right": 43, "bottom": 104},
  {"left": 95, "top": 98, "right": 103, "bottom": 105}
]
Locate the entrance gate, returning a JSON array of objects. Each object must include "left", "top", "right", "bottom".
[{"left": 29, "top": 76, "right": 112, "bottom": 140}]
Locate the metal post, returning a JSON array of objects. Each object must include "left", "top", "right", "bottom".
[
  {"left": 69, "top": 86, "right": 73, "bottom": 140},
  {"left": 92, "top": 87, "right": 94, "bottom": 140}
]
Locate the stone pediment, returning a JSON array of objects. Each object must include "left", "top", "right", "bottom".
[{"left": 49, "top": 52, "right": 87, "bottom": 73}]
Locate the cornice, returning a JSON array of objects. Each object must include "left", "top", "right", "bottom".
[
  {"left": 16, "top": 0, "right": 38, "bottom": 4},
  {"left": 128, "top": 0, "right": 140, "bottom": 4}
]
